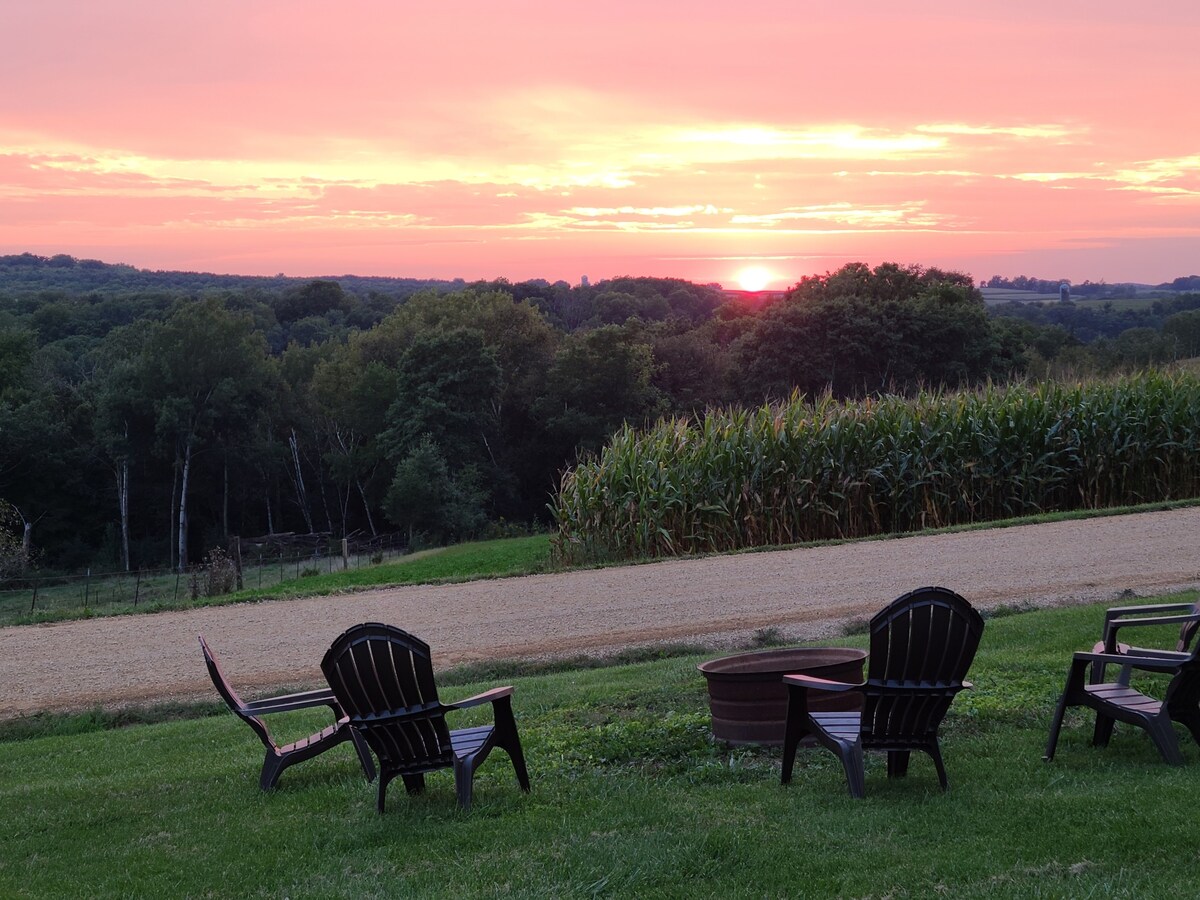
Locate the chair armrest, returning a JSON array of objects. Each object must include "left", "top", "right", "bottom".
[
  {"left": 1104, "top": 610, "right": 1200, "bottom": 650},
  {"left": 1071, "top": 650, "right": 1184, "bottom": 673},
  {"left": 1103, "top": 602, "right": 1195, "bottom": 628},
  {"left": 1119, "top": 648, "right": 1190, "bottom": 661},
  {"left": 782, "top": 674, "right": 864, "bottom": 692},
  {"left": 1110, "top": 613, "right": 1199, "bottom": 633},
  {"left": 1099, "top": 602, "right": 1195, "bottom": 624},
  {"left": 243, "top": 687, "right": 340, "bottom": 715},
  {"left": 444, "top": 686, "right": 515, "bottom": 710}
]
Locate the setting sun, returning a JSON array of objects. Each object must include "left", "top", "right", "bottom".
[{"left": 736, "top": 266, "right": 773, "bottom": 291}]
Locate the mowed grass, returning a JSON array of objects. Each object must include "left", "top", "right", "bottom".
[
  {"left": 2, "top": 595, "right": 1198, "bottom": 898},
  {"left": 234, "top": 534, "right": 555, "bottom": 598}
]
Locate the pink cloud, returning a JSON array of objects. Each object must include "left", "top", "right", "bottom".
[{"left": 2, "top": 2, "right": 1200, "bottom": 282}]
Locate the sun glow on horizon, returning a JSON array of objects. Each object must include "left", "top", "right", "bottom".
[{"left": 736, "top": 266, "right": 774, "bottom": 291}]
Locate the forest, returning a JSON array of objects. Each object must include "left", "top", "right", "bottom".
[{"left": 1, "top": 253, "right": 1198, "bottom": 574}]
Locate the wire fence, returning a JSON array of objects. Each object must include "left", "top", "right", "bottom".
[{"left": 0, "top": 532, "right": 407, "bottom": 626}]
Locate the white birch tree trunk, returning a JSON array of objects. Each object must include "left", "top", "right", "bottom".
[
  {"left": 288, "top": 429, "right": 314, "bottom": 533},
  {"left": 357, "top": 480, "right": 377, "bottom": 536},
  {"left": 177, "top": 437, "right": 192, "bottom": 571}
]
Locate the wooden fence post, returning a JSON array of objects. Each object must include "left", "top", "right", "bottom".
[{"left": 230, "top": 537, "right": 244, "bottom": 591}]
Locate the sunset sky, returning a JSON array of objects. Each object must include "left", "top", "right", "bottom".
[{"left": 2, "top": 1, "right": 1198, "bottom": 288}]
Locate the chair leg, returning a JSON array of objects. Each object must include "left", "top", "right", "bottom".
[
  {"left": 1092, "top": 713, "right": 1116, "bottom": 748},
  {"left": 350, "top": 729, "right": 376, "bottom": 782},
  {"left": 376, "top": 772, "right": 395, "bottom": 813},
  {"left": 454, "top": 757, "right": 476, "bottom": 811},
  {"left": 927, "top": 742, "right": 949, "bottom": 791},
  {"left": 1145, "top": 717, "right": 1185, "bottom": 766},
  {"left": 401, "top": 774, "right": 426, "bottom": 795},
  {"left": 260, "top": 750, "right": 285, "bottom": 791},
  {"left": 780, "top": 686, "right": 809, "bottom": 785},
  {"left": 493, "top": 698, "right": 531, "bottom": 792},
  {"left": 1044, "top": 680, "right": 1075, "bottom": 762},
  {"left": 777, "top": 700, "right": 806, "bottom": 787},
  {"left": 886, "top": 751, "right": 911, "bottom": 779},
  {"left": 836, "top": 740, "right": 866, "bottom": 799}
]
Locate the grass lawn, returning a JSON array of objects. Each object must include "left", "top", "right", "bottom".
[{"left": 2, "top": 595, "right": 1198, "bottom": 897}]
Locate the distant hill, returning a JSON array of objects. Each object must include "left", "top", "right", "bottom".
[
  {"left": 982, "top": 273, "right": 1200, "bottom": 303},
  {"left": 980, "top": 287, "right": 1064, "bottom": 304},
  {"left": 6, "top": 253, "right": 1200, "bottom": 304},
  {"left": 0, "top": 252, "right": 462, "bottom": 300}
]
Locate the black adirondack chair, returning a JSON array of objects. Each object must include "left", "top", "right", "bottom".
[
  {"left": 199, "top": 635, "right": 376, "bottom": 790},
  {"left": 320, "top": 622, "right": 531, "bottom": 813},
  {"left": 1044, "top": 634, "right": 1200, "bottom": 765},
  {"left": 780, "top": 587, "right": 984, "bottom": 798},
  {"left": 1090, "top": 600, "right": 1200, "bottom": 686}
]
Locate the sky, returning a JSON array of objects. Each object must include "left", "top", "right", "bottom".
[{"left": 2, "top": 1, "right": 1199, "bottom": 289}]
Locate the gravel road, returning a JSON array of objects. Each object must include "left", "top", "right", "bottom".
[{"left": 3, "top": 507, "right": 1198, "bottom": 718}]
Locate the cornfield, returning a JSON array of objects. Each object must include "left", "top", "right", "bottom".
[{"left": 550, "top": 372, "right": 1200, "bottom": 563}]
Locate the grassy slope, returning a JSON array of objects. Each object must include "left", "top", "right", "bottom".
[
  {"left": 1, "top": 595, "right": 1197, "bottom": 898},
  {"left": 234, "top": 534, "right": 555, "bottom": 597},
  {"left": 4, "top": 535, "right": 555, "bottom": 627}
]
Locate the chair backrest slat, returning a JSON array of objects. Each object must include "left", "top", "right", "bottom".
[
  {"left": 198, "top": 635, "right": 274, "bottom": 750},
  {"left": 861, "top": 587, "right": 984, "bottom": 745},
  {"left": 322, "top": 623, "right": 455, "bottom": 772}
]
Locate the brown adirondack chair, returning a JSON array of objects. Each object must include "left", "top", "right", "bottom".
[
  {"left": 1089, "top": 600, "right": 1200, "bottom": 686},
  {"left": 199, "top": 635, "right": 376, "bottom": 790},
  {"left": 320, "top": 622, "right": 531, "bottom": 813},
  {"left": 1044, "top": 633, "right": 1200, "bottom": 765},
  {"left": 780, "top": 586, "right": 984, "bottom": 798}
]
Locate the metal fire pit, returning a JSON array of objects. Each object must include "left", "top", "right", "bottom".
[{"left": 697, "top": 647, "right": 867, "bottom": 745}]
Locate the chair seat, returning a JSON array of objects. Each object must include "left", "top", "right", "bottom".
[
  {"left": 809, "top": 712, "right": 862, "bottom": 743},
  {"left": 277, "top": 722, "right": 344, "bottom": 755},
  {"left": 451, "top": 725, "right": 496, "bottom": 760},
  {"left": 1083, "top": 683, "right": 1162, "bottom": 716}
]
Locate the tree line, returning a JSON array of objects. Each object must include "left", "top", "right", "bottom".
[
  {"left": 989, "top": 293, "right": 1200, "bottom": 348},
  {"left": 983, "top": 273, "right": 1200, "bottom": 298},
  {"left": 0, "top": 257, "right": 1190, "bottom": 573}
]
